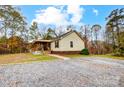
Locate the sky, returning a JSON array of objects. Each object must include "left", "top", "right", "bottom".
[{"left": 19, "top": 5, "right": 124, "bottom": 29}]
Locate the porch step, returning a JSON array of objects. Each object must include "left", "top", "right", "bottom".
[{"left": 48, "top": 54, "right": 70, "bottom": 60}]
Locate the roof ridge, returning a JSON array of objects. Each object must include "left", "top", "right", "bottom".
[{"left": 52, "top": 30, "right": 84, "bottom": 42}]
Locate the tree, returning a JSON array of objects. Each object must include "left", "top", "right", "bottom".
[
  {"left": 106, "top": 8, "right": 124, "bottom": 56},
  {"left": 91, "top": 24, "right": 101, "bottom": 54},
  {"left": 55, "top": 26, "right": 65, "bottom": 37},
  {"left": 46, "top": 28, "right": 55, "bottom": 39},
  {"left": 29, "top": 22, "right": 40, "bottom": 41},
  {"left": 7, "top": 36, "right": 26, "bottom": 53},
  {"left": 0, "top": 5, "right": 15, "bottom": 45},
  {"left": 0, "top": 5, "right": 28, "bottom": 54},
  {"left": 67, "top": 25, "right": 75, "bottom": 31},
  {"left": 40, "top": 26, "right": 65, "bottom": 40},
  {"left": 80, "top": 25, "right": 91, "bottom": 48},
  {"left": 8, "top": 7, "right": 27, "bottom": 53}
]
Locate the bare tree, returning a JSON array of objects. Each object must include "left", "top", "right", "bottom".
[
  {"left": 91, "top": 24, "right": 101, "bottom": 54},
  {"left": 80, "top": 25, "right": 91, "bottom": 48}
]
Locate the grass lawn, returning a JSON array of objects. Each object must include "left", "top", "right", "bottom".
[
  {"left": 63, "top": 54, "right": 124, "bottom": 60},
  {"left": 0, "top": 53, "right": 57, "bottom": 65}
]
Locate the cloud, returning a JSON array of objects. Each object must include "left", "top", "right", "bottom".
[
  {"left": 93, "top": 8, "right": 99, "bottom": 16},
  {"left": 32, "top": 6, "right": 68, "bottom": 25},
  {"left": 67, "top": 5, "right": 84, "bottom": 24},
  {"left": 32, "top": 5, "right": 84, "bottom": 26}
]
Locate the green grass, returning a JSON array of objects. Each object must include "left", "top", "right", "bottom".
[
  {"left": 63, "top": 54, "right": 124, "bottom": 60},
  {"left": 28, "top": 53, "right": 57, "bottom": 61},
  {"left": 0, "top": 53, "right": 57, "bottom": 65}
]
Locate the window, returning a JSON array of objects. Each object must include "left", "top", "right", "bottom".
[
  {"left": 55, "top": 41, "right": 59, "bottom": 48},
  {"left": 70, "top": 41, "right": 73, "bottom": 48}
]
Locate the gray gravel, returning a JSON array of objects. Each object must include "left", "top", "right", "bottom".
[{"left": 0, "top": 57, "right": 124, "bottom": 87}]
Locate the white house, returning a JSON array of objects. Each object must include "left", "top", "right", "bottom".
[
  {"left": 31, "top": 31, "right": 85, "bottom": 54},
  {"left": 51, "top": 31, "right": 85, "bottom": 54}
]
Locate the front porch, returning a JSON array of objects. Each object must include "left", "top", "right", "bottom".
[{"left": 30, "top": 40, "right": 52, "bottom": 54}]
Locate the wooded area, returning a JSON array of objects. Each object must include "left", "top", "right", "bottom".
[{"left": 0, "top": 5, "right": 124, "bottom": 56}]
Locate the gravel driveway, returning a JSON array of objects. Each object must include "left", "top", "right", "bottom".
[{"left": 0, "top": 57, "right": 124, "bottom": 87}]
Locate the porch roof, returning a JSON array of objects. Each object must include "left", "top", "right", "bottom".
[{"left": 33, "top": 40, "right": 52, "bottom": 43}]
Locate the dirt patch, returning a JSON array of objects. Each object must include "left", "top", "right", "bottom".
[
  {"left": 0, "top": 53, "right": 56, "bottom": 65},
  {"left": 0, "top": 53, "right": 35, "bottom": 64}
]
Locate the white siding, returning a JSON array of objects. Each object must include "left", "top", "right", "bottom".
[{"left": 51, "top": 32, "right": 85, "bottom": 51}]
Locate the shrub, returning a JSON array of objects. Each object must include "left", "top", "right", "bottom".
[
  {"left": 112, "top": 47, "right": 124, "bottom": 57},
  {"left": 80, "top": 48, "right": 89, "bottom": 55}
]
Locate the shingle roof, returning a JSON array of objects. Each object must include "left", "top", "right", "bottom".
[
  {"left": 32, "top": 30, "right": 84, "bottom": 43},
  {"left": 52, "top": 30, "right": 84, "bottom": 42}
]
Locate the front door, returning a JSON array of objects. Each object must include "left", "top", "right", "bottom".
[{"left": 42, "top": 42, "right": 51, "bottom": 54}]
